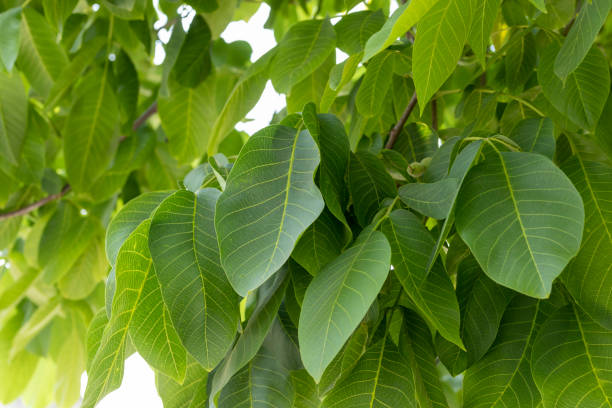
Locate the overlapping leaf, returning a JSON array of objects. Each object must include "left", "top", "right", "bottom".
[{"left": 215, "top": 125, "right": 324, "bottom": 296}]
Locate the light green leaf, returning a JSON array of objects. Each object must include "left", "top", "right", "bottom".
[
  {"left": 210, "top": 269, "right": 289, "bottom": 403},
  {"left": 0, "top": 70, "right": 27, "bottom": 166},
  {"left": 292, "top": 208, "right": 345, "bottom": 276},
  {"left": 149, "top": 189, "right": 239, "bottom": 370},
  {"left": 561, "top": 139, "right": 612, "bottom": 329},
  {"left": 299, "top": 228, "right": 391, "bottom": 381},
  {"left": 356, "top": 50, "right": 396, "bottom": 117},
  {"left": 208, "top": 48, "right": 274, "bottom": 155},
  {"left": 320, "top": 53, "right": 361, "bottom": 113},
  {"left": 158, "top": 77, "right": 219, "bottom": 164},
  {"left": 528, "top": 0, "right": 546, "bottom": 12},
  {"left": 363, "top": 0, "right": 440, "bottom": 61},
  {"left": 399, "top": 178, "right": 459, "bottom": 219},
  {"left": 287, "top": 53, "right": 334, "bottom": 114},
  {"left": 456, "top": 151, "right": 584, "bottom": 298},
  {"left": 10, "top": 297, "right": 62, "bottom": 360},
  {"left": 335, "top": 10, "right": 385, "bottom": 55},
  {"left": 531, "top": 304, "right": 612, "bottom": 408},
  {"left": 270, "top": 19, "right": 336, "bottom": 93},
  {"left": 539, "top": 41, "right": 610, "bottom": 130},
  {"left": 463, "top": 296, "right": 543, "bottom": 408},
  {"left": 54, "top": 308, "right": 87, "bottom": 408},
  {"left": 216, "top": 125, "right": 324, "bottom": 296},
  {"left": 0, "top": 265, "right": 38, "bottom": 310},
  {"left": 348, "top": 151, "right": 397, "bottom": 227},
  {"left": 509, "top": 117, "right": 555, "bottom": 159},
  {"left": 86, "top": 309, "right": 108, "bottom": 372},
  {"left": 381, "top": 209, "right": 463, "bottom": 347},
  {"left": 467, "top": 0, "right": 500, "bottom": 66},
  {"left": 413, "top": 0, "right": 473, "bottom": 111},
  {"left": 0, "top": 7, "right": 21, "bottom": 72},
  {"left": 156, "top": 356, "right": 208, "bottom": 408},
  {"left": 17, "top": 8, "right": 68, "bottom": 97},
  {"left": 554, "top": 0, "right": 612, "bottom": 80},
  {"left": 58, "top": 238, "right": 108, "bottom": 300},
  {"left": 64, "top": 66, "right": 120, "bottom": 192},
  {"left": 42, "top": 0, "right": 77, "bottom": 31},
  {"left": 105, "top": 191, "right": 173, "bottom": 266}
]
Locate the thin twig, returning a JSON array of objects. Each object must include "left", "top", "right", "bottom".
[
  {"left": 385, "top": 91, "right": 418, "bottom": 149},
  {"left": 1, "top": 101, "right": 160, "bottom": 220},
  {"left": 132, "top": 102, "right": 158, "bottom": 131},
  {"left": 0, "top": 185, "right": 71, "bottom": 221}
]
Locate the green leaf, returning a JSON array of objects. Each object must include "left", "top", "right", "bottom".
[
  {"left": 0, "top": 70, "right": 27, "bottom": 166},
  {"left": 401, "top": 310, "right": 451, "bottom": 408},
  {"left": 216, "top": 125, "right": 324, "bottom": 296},
  {"left": 554, "top": 0, "right": 612, "bottom": 80},
  {"left": 9, "top": 297, "right": 62, "bottom": 359},
  {"left": 64, "top": 66, "right": 120, "bottom": 192},
  {"left": 528, "top": 0, "right": 546, "bottom": 12},
  {"left": 101, "top": 0, "right": 146, "bottom": 19},
  {"left": 463, "top": 296, "right": 543, "bottom": 408},
  {"left": 149, "top": 189, "right": 239, "bottom": 370},
  {"left": 348, "top": 151, "right": 397, "bottom": 227},
  {"left": 156, "top": 356, "right": 208, "bottom": 408},
  {"left": 86, "top": 309, "right": 108, "bottom": 372},
  {"left": 560, "top": 139, "right": 612, "bottom": 329},
  {"left": 363, "top": 0, "right": 440, "bottom": 61},
  {"left": 171, "top": 15, "right": 212, "bottom": 88},
  {"left": 505, "top": 31, "right": 536, "bottom": 94},
  {"left": 291, "top": 369, "right": 321, "bottom": 408},
  {"left": 455, "top": 151, "right": 584, "bottom": 298},
  {"left": 356, "top": 50, "right": 396, "bottom": 117},
  {"left": 321, "top": 336, "right": 415, "bottom": 407},
  {"left": 207, "top": 49, "right": 273, "bottom": 154},
  {"left": 0, "top": 265, "right": 38, "bottom": 310},
  {"left": 467, "top": 0, "right": 500, "bottom": 66},
  {"left": 54, "top": 308, "right": 88, "bottom": 408},
  {"left": 509, "top": 117, "right": 555, "bottom": 159},
  {"left": 292, "top": 208, "right": 345, "bottom": 276},
  {"left": 335, "top": 10, "right": 385, "bottom": 55},
  {"left": 42, "top": 0, "right": 77, "bottom": 32},
  {"left": 270, "top": 19, "right": 336, "bottom": 93},
  {"left": 17, "top": 8, "right": 68, "bottom": 97},
  {"left": 311, "top": 113, "right": 351, "bottom": 232},
  {"left": 531, "top": 304, "right": 612, "bottom": 408},
  {"left": 0, "top": 7, "right": 21, "bottom": 72},
  {"left": 210, "top": 269, "right": 289, "bottom": 403},
  {"left": 105, "top": 191, "right": 173, "bottom": 266},
  {"left": 299, "top": 228, "right": 391, "bottom": 381},
  {"left": 381, "top": 209, "right": 463, "bottom": 347},
  {"left": 320, "top": 53, "right": 361, "bottom": 113},
  {"left": 58, "top": 238, "right": 108, "bottom": 300},
  {"left": 158, "top": 77, "right": 218, "bottom": 164},
  {"left": 399, "top": 178, "right": 459, "bottom": 219},
  {"left": 539, "top": 41, "right": 610, "bottom": 130},
  {"left": 287, "top": 53, "right": 334, "bottom": 114},
  {"left": 413, "top": 0, "right": 473, "bottom": 111}
]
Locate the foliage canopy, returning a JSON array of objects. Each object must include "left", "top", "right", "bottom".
[{"left": 0, "top": 0, "right": 611, "bottom": 407}]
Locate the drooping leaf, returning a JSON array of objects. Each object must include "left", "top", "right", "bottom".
[
  {"left": 57, "top": 238, "right": 108, "bottom": 300},
  {"left": 321, "top": 336, "right": 416, "bottom": 408},
  {"left": 156, "top": 355, "right": 208, "bottom": 408},
  {"left": 560, "top": 138, "right": 612, "bottom": 329},
  {"left": 394, "top": 122, "right": 439, "bottom": 164},
  {"left": 209, "top": 268, "right": 289, "bottom": 403},
  {"left": 467, "top": 0, "right": 500, "bottom": 66},
  {"left": 105, "top": 191, "right": 173, "bottom": 266},
  {"left": 0, "top": 70, "right": 28, "bottom": 167},
  {"left": 270, "top": 19, "right": 336, "bottom": 93},
  {"left": 509, "top": 117, "right": 555, "bottom": 159},
  {"left": 539, "top": 41, "right": 610, "bottom": 130},
  {"left": 531, "top": 304, "right": 612, "bottom": 408},
  {"left": 216, "top": 125, "right": 324, "bottom": 296},
  {"left": 463, "top": 296, "right": 544, "bottom": 408},
  {"left": 42, "top": 0, "right": 78, "bottom": 32},
  {"left": 9, "top": 297, "right": 63, "bottom": 359},
  {"left": 287, "top": 53, "right": 334, "bottom": 114},
  {"left": 356, "top": 50, "right": 396, "bottom": 117},
  {"left": 63, "top": 67, "right": 120, "bottom": 192},
  {"left": 381, "top": 209, "right": 463, "bottom": 347},
  {"left": 171, "top": 15, "right": 212, "bottom": 88},
  {"left": 299, "top": 228, "right": 391, "bottom": 381},
  {"left": 413, "top": 0, "right": 473, "bottom": 111},
  {"left": 399, "top": 178, "right": 459, "bottom": 219},
  {"left": 554, "top": 0, "right": 612, "bottom": 80},
  {"left": 0, "top": 7, "right": 22, "bottom": 72},
  {"left": 335, "top": 10, "right": 385, "bottom": 55},
  {"left": 348, "top": 151, "right": 397, "bottom": 227},
  {"left": 505, "top": 30, "right": 537, "bottom": 94},
  {"left": 455, "top": 150, "right": 584, "bottom": 298},
  {"left": 149, "top": 189, "right": 239, "bottom": 370}
]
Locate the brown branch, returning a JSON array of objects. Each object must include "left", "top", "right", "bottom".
[
  {"left": 385, "top": 91, "right": 418, "bottom": 150},
  {"left": 0, "top": 185, "right": 71, "bottom": 221},
  {"left": 132, "top": 101, "right": 158, "bottom": 131},
  {"left": 1, "top": 101, "right": 160, "bottom": 221}
]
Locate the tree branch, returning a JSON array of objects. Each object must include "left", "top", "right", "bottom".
[
  {"left": 0, "top": 101, "right": 160, "bottom": 221},
  {"left": 385, "top": 91, "right": 418, "bottom": 150},
  {"left": 0, "top": 185, "right": 71, "bottom": 221}
]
